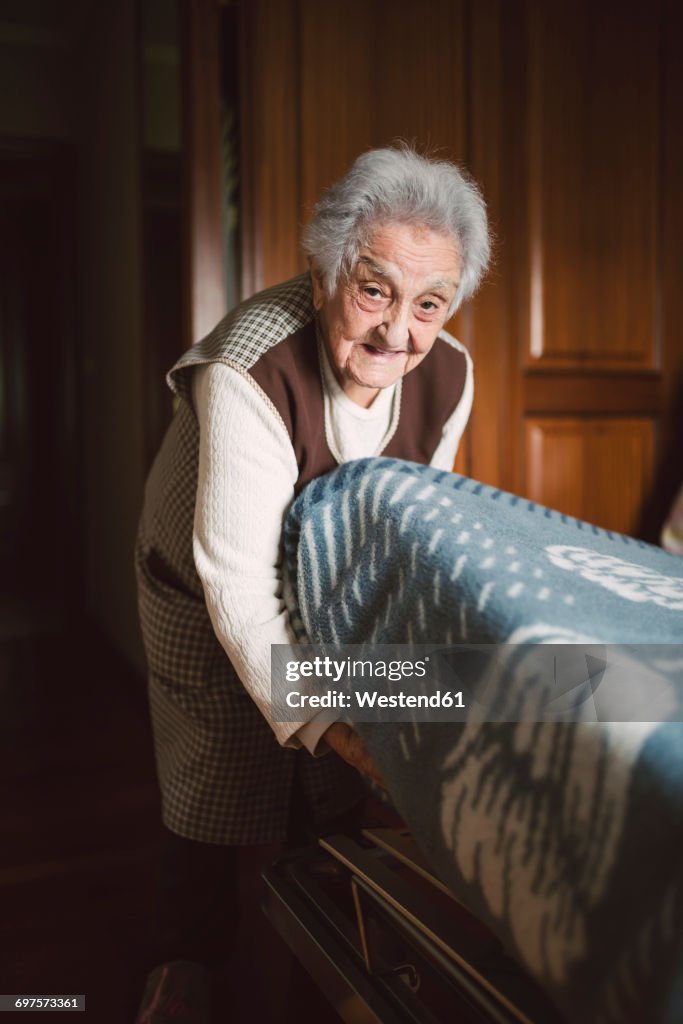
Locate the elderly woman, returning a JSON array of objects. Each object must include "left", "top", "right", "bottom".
[{"left": 135, "top": 145, "right": 490, "bottom": 1020}]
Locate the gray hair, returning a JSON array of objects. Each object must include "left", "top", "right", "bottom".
[{"left": 302, "top": 145, "right": 491, "bottom": 313}]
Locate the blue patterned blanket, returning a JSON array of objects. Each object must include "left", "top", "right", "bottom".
[{"left": 283, "top": 458, "right": 683, "bottom": 1024}]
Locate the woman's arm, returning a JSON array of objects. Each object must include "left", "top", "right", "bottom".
[{"left": 192, "top": 361, "right": 310, "bottom": 747}]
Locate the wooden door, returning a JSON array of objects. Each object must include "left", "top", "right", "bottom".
[
  {"left": 468, "top": 0, "right": 683, "bottom": 540},
  {"left": 237, "top": 0, "right": 682, "bottom": 539}
]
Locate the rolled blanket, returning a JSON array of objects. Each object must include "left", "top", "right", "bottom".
[{"left": 283, "top": 457, "right": 683, "bottom": 1024}]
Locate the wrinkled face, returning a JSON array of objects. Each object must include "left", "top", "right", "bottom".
[{"left": 311, "top": 222, "right": 461, "bottom": 407}]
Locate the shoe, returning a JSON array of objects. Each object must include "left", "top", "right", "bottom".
[{"left": 135, "top": 961, "right": 212, "bottom": 1023}]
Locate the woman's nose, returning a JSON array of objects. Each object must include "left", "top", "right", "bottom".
[{"left": 380, "top": 306, "right": 411, "bottom": 349}]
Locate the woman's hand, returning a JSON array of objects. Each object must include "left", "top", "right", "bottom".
[{"left": 323, "top": 722, "right": 386, "bottom": 790}]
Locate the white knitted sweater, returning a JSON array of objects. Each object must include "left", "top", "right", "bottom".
[{"left": 191, "top": 341, "right": 473, "bottom": 751}]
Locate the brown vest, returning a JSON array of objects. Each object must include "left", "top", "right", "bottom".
[{"left": 250, "top": 319, "right": 467, "bottom": 493}]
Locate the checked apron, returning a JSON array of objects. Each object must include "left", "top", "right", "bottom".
[{"left": 135, "top": 274, "right": 468, "bottom": 844}]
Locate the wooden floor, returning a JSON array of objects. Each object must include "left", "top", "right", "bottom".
[{"left": 0, "top": 613, "right": 340, "bottom": 1023}]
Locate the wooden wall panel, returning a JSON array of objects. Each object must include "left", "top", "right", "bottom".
[
  {"left": 640, "top": 0, "right": 683, "bottom": 540},
  {"left": 466, "top": 0, "right": 514, "bottom": 489},
  {"left": 298, "top": 0, "right": 375, "bottom": 221},
  {"left": 525, "top": 0, "right": 659, "bottom": 369},
  {"left": 248, "top": 0, "right": 471, "bottom": 295},
  {"left": 240, "top": 0, "right": 302, "bottom": 290},
  {"left": 373, "top": 0, "right": 466, "bottom": 155},
  {"left": 298, "top": 0, "right": 468, "bottom": 238},
  {"left": 236, "top": 0, "right": 682, "bottom": 537},
  {"left": 525, "top": 418, "right": 655, "bottom": 534},
  {"left": 182, "top": 0, "right": 225, "bottom": 343}
]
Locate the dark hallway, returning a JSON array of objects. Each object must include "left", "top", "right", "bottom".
[
  {"left": 0, "top": 618, "right": 341, "bottom": 1022},
  {"left": 0, "top": 622, "right": 160, "bottom": 1020}
]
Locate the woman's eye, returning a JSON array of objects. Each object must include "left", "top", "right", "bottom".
[
  {"left": 363, "top": 287, "right": 383, "bottom": 299},
  {"left": 420, "top": 300, "right": 437, "bottom": 311}
]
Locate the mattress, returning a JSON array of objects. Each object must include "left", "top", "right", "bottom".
[{"left": 282, "top": 457, "right": 683, "bottom": 1024}]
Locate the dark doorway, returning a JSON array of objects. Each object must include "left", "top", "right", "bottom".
[{"left": 0, "top": 142, "right": 81, "bottom": 629}]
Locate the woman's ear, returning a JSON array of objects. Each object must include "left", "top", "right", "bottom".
[{"left": 308, "top": 257, "right": 326, "bottom": 311}]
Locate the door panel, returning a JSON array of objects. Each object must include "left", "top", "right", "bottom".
[
  {"left": 476, "top": 0, "right": 680, "bottom": 533},
  {"left": 524, "top": 1, "right": 659, "bottom": 369},
  {"left": 525, "top": 417, "right": 655, "bottom": 534},
  {"left": 236, "top": 0, "right": 682, "bottom": 537}
]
